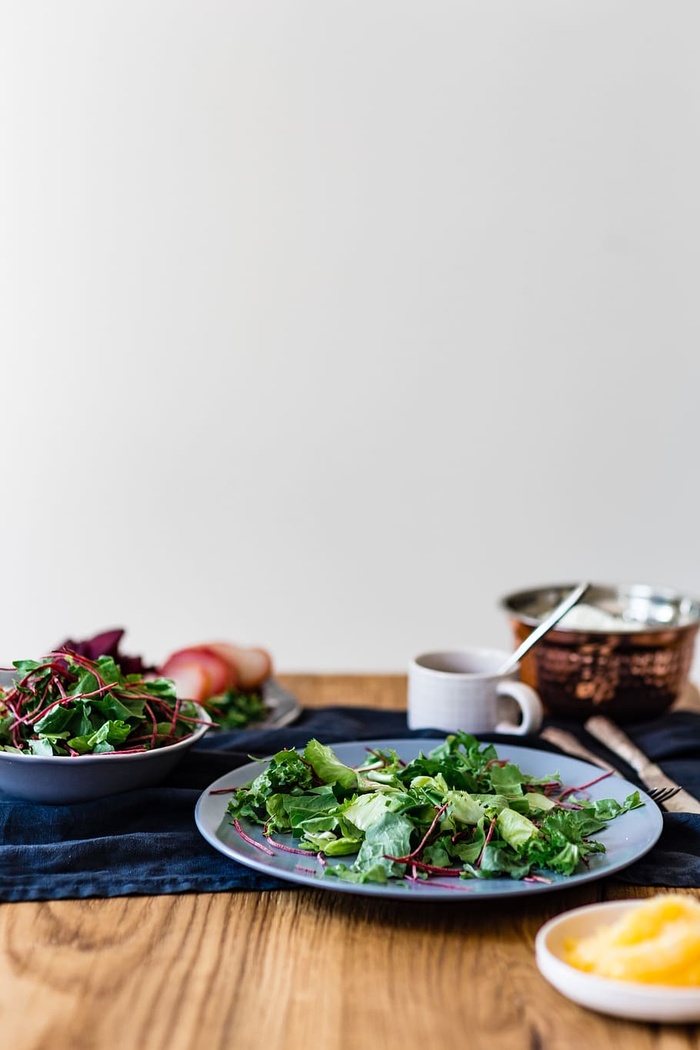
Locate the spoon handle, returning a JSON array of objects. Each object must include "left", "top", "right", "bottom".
[{"left": 498, "top": 582, "right": 590, "bottom": 676}]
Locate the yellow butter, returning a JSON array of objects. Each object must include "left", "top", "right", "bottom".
[{"left": 564, "top": 895, "right": 700, "bottom": 986}]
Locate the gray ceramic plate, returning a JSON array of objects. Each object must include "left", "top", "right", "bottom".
[
  {"left": 194, "top": 738, "right": 664, "bottom": 901},
  {"left": 258, "top": 678, "right": 301, "bottom": 729}
]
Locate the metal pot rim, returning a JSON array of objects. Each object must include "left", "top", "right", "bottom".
[{"left": 500, "top": 582, "right": 700, "bottom": 633}]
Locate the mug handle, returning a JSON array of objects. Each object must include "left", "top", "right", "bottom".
[{"left": 495, "top": 680, "right": 543, "bottom": 735}]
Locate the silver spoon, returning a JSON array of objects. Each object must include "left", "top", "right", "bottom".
[{"left": 498, "top": 582, "right": 590, "bottom": 676}]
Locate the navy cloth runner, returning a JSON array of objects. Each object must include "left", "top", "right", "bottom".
[{"left": 1, "top": 705, "right": 699, "bottom": 901}]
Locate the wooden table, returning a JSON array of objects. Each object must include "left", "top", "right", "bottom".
[{"left": 1, "top": 674, "right": 698, "bottom": 1050}]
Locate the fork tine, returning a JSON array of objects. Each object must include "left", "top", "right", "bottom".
[{"left": 647, "top": 786, "right": 681, "bottom": 805}]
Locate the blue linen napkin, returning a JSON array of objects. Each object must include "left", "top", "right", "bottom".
[{"left": 1, "top": 705, "right": 699, "bottom": 901}]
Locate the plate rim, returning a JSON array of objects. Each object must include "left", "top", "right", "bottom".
[
  {"left": 194, "top": 737, "right": 664, "bottom": 902},
  {"left": 259, "top": 678, "right": 301, "bottom": 729}
]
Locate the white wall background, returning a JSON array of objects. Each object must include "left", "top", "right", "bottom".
[{"left": 2, "top": 1, "right": 700, "bottom": 673}]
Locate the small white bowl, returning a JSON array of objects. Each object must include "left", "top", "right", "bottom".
[
  {"left": 536, "top": 900, "right": 700, "bottom": 1023},
  {"left": 0, "top": 706, "right": 212, "bottom": 804}
]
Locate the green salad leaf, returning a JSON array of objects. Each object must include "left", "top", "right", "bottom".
[{"left": 227, "top": 732, "right": 643, "bottom": 885}]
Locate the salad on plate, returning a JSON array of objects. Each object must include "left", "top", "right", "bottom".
[{"left": 226, "top": 732, "right": 644, "bottom": 886}]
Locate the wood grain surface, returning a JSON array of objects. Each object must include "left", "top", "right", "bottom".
[{"left": 0, "top": 674, "right": 698, "bottom": 1050}]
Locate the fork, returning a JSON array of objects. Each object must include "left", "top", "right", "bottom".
[
  {"left": 585, "top": 715, "right": 700, "bottom": 814},
  {"left": 646, "top": 785, "right": 681, "bottom": 806}
]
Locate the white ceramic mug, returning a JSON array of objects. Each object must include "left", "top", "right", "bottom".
[{"left": 407, "top": 647, "right": 543, "bottom": 735}]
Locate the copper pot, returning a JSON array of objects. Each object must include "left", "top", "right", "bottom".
[{"left": 501, "top": 583, "right": 700, "bottom": 722}]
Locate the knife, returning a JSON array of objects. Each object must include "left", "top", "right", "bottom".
[
  {"left": 585, "top": 715, "right": 700, "bottom": 814},
  {"left": 539, "top": 726, "right": 625, "bottom": 778}
]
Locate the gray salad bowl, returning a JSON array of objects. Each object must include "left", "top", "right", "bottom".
[{"left": 0, "top": 702, "right": 211, "bottom": 804}]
